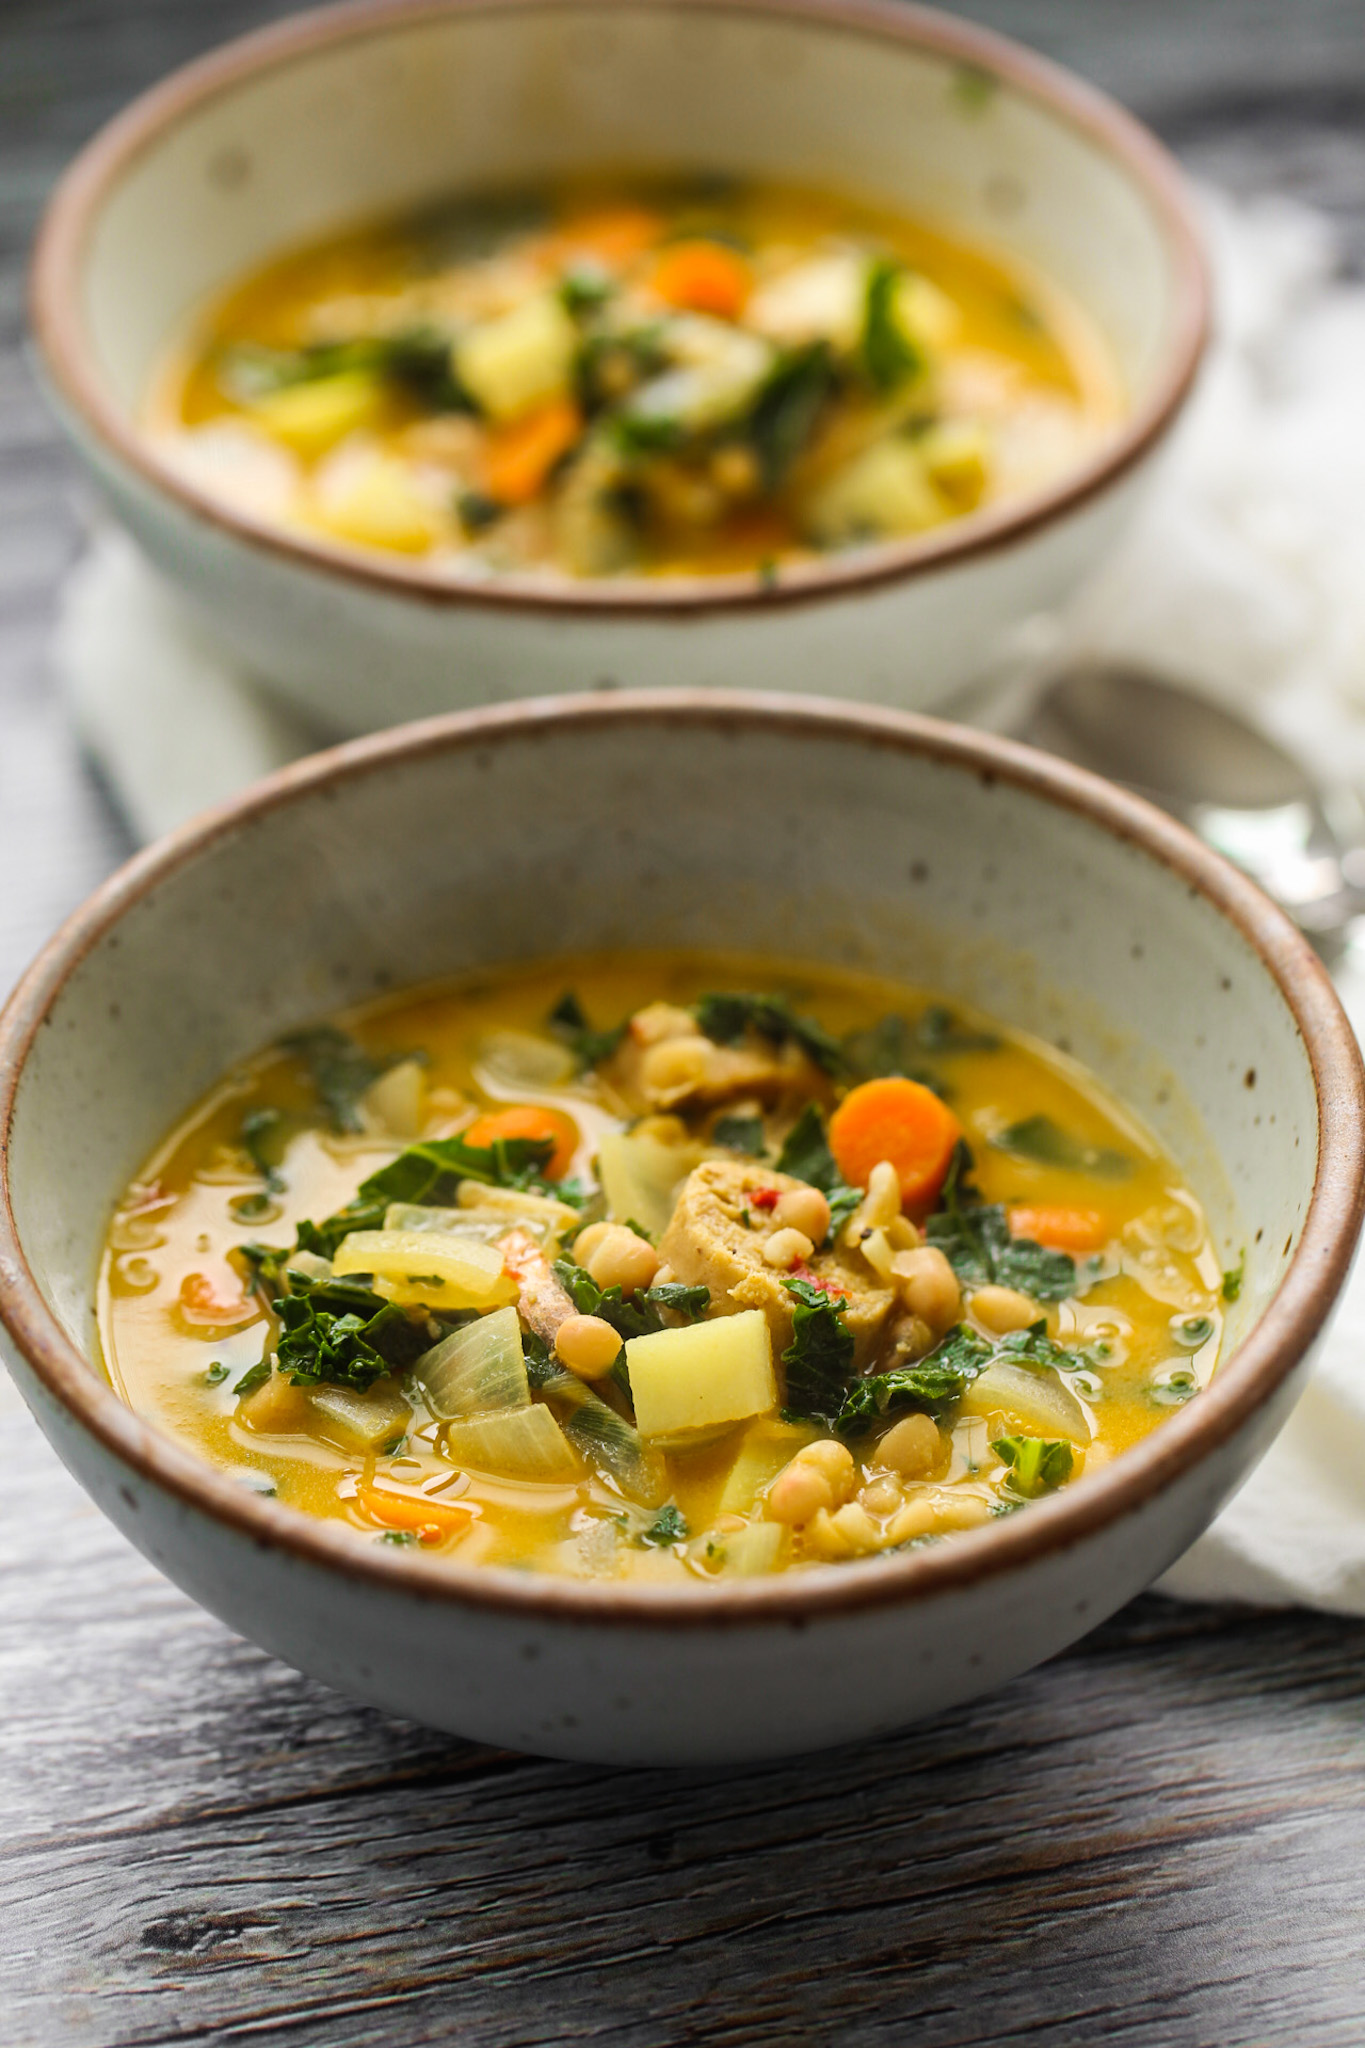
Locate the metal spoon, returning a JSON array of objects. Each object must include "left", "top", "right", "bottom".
[{"left": 1012, "top": 663, "right": 1365, "bottom": 958}]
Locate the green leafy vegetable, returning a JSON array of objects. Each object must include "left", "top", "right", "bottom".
[
  {"left": 1174, "top": 1315, "right": 1215, "bottom": 1349},
  {"left": 992, "top": 1434, "right": 1074, "bottom": 1497},
  {"left": 377, "top": 1529, "right": 418, "bottom": 1546},
  {"left": 290, "top": 1129, "right": 572, "bottom": 1262},
  {"left": 746, "top": 341, "right": 835, "bottom": 487},
  {"left": 639, "top": 1503, "right": 689, "bottom": 1548},
  {"left": 862, "top": 259, "right": 923, "bottom": 395},
  {"left": 781, "top": 1274, "right": 855, "bottom": 1421},
  {"left": 240, "top": 1107, "right": 286, "bottom": 1192},
  {"left": 220, "top": 329, "right": 471, "bottom": 412},
  {"left": 203, "top": 1361, "right": 230, "bottom": 1387},
  {"left": 840, "top": 1014, "right": 940, "bottom": 1085},
  {"left": 925, "top": 1142, "right": 1077, "bottom": 1302},
  {"left": 279, "top": 1026, "right": 391, "bottom": 1136},
  {"left": 232, "top": 1359, "right": 272, "bottom": 1398},
  {"left": 458, "top": 489, "right": 503, "bottom": 533},
  {"left": 1222, "top": 1256, "right": 1245, "bottom": 1303},
  {"left": 552, "top": 1259, "right": 709, "bottom": 1340},
  {"left": 914, "top": 1005, "right": 1001, "bottom": 1054},
  {"left": 774, "top": 1104, "right": 862, "bottom": 1235},
  {"left": 645, "top": 1282, "right": 711, "bottom": 1320},
  {"left": 712, "top": 1113, "right": 766, "bottom": 1155},
  {"left": 274, "top": 1291, "right": 428, "bottom": 1392},
  {"left": 836, "top": 1325, "right": 992, "bottom": 1432},
  {"left": 548, "top": 990, "right": 626, "bottom": 1071},
  {"left": 695, "top": 992, "right": 846, "bottom": 1076},
  {"left": 992, "top": 1114, "right": 1131, "bottom": 1179},
  {"left": 560, "top": 263, "right": 614, "bottom": 316}
]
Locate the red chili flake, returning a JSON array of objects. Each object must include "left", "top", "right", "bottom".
[
  {"left": 789, "top": 1261, "right": 848, "bottom": 1300},
  {"left": 749, "top": 1187, "right": 780, "bottom": 1211}
]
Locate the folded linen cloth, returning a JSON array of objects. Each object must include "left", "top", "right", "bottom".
[{"left": 52, "top": 187, "right": 1365, "bottom": 1615}]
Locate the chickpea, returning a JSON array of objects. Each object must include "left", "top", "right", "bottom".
[
  {"left": 970, "top": 1284, "right": 1040, "bottom": 1335},
  {"left": 572, "top": 1220, "right": 612, "bottom": 1267},
  {"left": 795, "top": 1438, "right": 856, "bottom": 1504},
  {"left": 767, "top": 1460, "right": 834, "bottom": 1526},
  {"left": 842, "top": 1159, "right": 902, "bottom": 1246},
  {"left": 890, "top": 1245, "right": 962, "bottom": 1334},
  {"left": 859, "top": 1476, "right": 904, "bottom": 1517},
  {"left": 554, "top": 1313, "right": 623, "bottom": 1380},
  {"left": 585, "top": 1225, "right": 659, "bottom": 1296},
  {"left": 630, "top": 1002, "right": 701, "bottom": 1048},
  {"left": 774, "top": 1185, "right": 831, "bottom": 1244},
  {"left": 887, "top": 1215, "right": 922, "bottom": 1253},
  {"left": 641, "top": 1036, "right": 711, "bottom": 1096},
  {"left": 762, "top": 1226, "right": 814, "bottom": 1270},
  {"left": 806, "top": 1502, "right": 880, "bottom": 1558},
  {"left": 878, "top": 1411, "right": 941, "bottom": 1479}
]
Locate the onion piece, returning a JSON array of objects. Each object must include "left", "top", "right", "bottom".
[
  {"left": 415, "top": 1306, "right": 530, "bottom": 1421},
  {"left": 443, "top": 1403, "right": 579, "bottom": 1480}
]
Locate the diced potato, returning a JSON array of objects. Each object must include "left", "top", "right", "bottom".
[
  {"left": 247, "top": 371, "right": 389, "bottom": 456},
  {"left": 455, "top": 1180, "right": 583, "bottom": 1238},
  {"left": 332, "top": 1228, "right": 517, "bottom": 1309},
  {"left": 720, "top": 1519, "right": 788, "bottom": 1576},
  {"left": 803, "top": 439, "right": 944, "bottom": 546},
  {"left": 313, "top": 456, "right": 438, "bottom": 553},
  {"left": 362, "top": 1057, "right": 427, "bottom": 1138},
  {"left": 309, "top": 1382, "right": 412, "bottom": 1453},
  {"left": 597, "top": 1126, "right": 705, "bottom": 1241},
  {"left": 455, "top": 294, "right": 578, "bottom": 421},
  {"left": 958, "top": 1359, "right": 1091, "bottom": 1443},
  {"left": 443, "top": 1403, "right": 580, "bottom": 1480},
  {"left": 626, "top": 1309, "right": 777, "bottom": 1444},
  {"left": 717, "top": 1416, "right": 820, "bottom": 1515},
  {"left": 238, "top": 1370, "right": 311, "bottom": 1435}
]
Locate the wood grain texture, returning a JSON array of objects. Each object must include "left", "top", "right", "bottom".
[{"left": 3, "top": 4, "right": 1365, "bottom": 2043}]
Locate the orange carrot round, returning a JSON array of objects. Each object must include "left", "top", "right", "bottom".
[
  {"left": 483, "top": 398, "right": 582, "bottom": 507},
  {"left": 828, "top": 1077, "right": 962, "bottom": 1211},
  {"left": 1008, "top": 1205, "right": 1110, "bottom": 1253},
  {"left": 359, "top": 1478, "right": 475, "bottom": 1545},
  {"left": 651, "top": 239, "right": 752, "bottom": 319},
  {"left": 463, "top": 1104, "right": 579, "bottom": 1179}
]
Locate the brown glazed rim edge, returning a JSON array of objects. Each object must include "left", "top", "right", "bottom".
[
  {"left": 0, "top": 691, "right": 1361, "bottom": 1630},
  {"left": 28, "top": 0, "right": 1211, "bottom": 621}
]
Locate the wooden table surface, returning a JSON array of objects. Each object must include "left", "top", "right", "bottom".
[{"left": 3, "top": 4, "right": 1364, "bottom": 2041}]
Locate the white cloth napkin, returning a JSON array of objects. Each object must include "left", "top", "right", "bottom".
[{"left": 52, "top": 187, "right": 1365, "bottom": 1615}]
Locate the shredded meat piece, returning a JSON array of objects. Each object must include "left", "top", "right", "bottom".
[{"left": 499, "top": 1229, "right": 575, "bottom": 1345}]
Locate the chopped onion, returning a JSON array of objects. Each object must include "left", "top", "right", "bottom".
[
  {"left": 332, "top": 1227, "right": 515, "bottom": 1308},
  {"left": 308, "top": 1382, "right": 411, "bottom": 1452},
  {"left": 443, "top": 1403, "right": 579, "bottom": 1480},
  {"left": 722, "top": 1521, "right": 787, "bottom": 1576},
  {"left": 474, "top": 1028, "right": 576, "bottom": 1091},
  {"left": 416, "top": 1307, "right": 529, "bottom": 1420},
  {"left": 385, "top": 1202, "right": 556, "bottom": 1247},
  {"left": 539, "top": 1366, "right": 666, "bottom": 1507}
]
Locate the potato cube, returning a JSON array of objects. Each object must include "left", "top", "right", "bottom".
[{"left": 626, "top": 1309, "right": 777, "bottom": 1443}]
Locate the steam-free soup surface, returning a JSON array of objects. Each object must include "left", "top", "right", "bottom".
[
  {"left": 149, "top": 177, "right": 1123, "bottom": 581},
  {"left": 101, "top": 955, "right": 1225, "bottom": 1582}
]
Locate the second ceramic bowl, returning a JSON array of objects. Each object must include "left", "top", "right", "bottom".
[{"left": 31, "top": 0, "right": 1208, "bottom": 734}]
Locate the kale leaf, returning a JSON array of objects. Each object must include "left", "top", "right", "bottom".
[
  {"left": 780, "top": 1274, "right": 855, "bottom": 1421},
  {"left": 639, "top": 1503, "right": 690, "bottom": 1548},
  {"left": 292, "top": 1130, "right": 569, "bottom": 1262},
  {"left": 220, "top": 329, "right": 471, "bottom": 412},
  {"left": 712, "top": 1113, "right": 767, "bottom": 1156},
  {"left": 775, "top": 1103, "right": 862, "bottom": 1235},
  {"left": 746, "top": 342, "right": 835, "bottom": 487},
  {"left": 992, "top": 1434, "right": 1074, "bottom": 1498},
  {"left": 279, "top": 1025, "right": 392, "bottom": 1135},
  {"left": 925, "top": 1142, "right": 1077, "bottom": 1302},
  {"left": 1222, "top": 1255, "right": 1245, "bottom": 1303},
  {"left": 695, "top": 992, "right": 846, "bottom": 1076},
  {"left": 548, "top": 990, "right": 626, "bottom": 1071},
  {"left": 552, "top": 1259, "right": 709, "bottom": 1341},
  {"left": 274, "top": 1291, "right": 429, "bottom": 1391},
  {"left": 914, "top": 1005, "right": 1000, "bottom": 1054},
  {"left": 835, "top": 1324, "right": 993, "bottom": 1432},
  {"left": 240, "top": 1107, "right": 286, "bottom": 1192},
  {"left": 991, "top": 1113, "right": 1131, "bottom": 1179},
  {"left": 862, "top": 259, "right": 923, "bottom": 394}
]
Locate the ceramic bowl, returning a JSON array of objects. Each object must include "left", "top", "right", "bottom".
[
  {"left": 1, "top": 693, "right": 1360, "bottom": 1765},
  {"left": 30, "top": 0, "right": 1208, "bottom": 736}
]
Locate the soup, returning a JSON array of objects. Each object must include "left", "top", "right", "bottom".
[
  {"left": 99, "top": 955, "right": 1228, "bottom": 1583},
  {"left": 149, "top": 177, "right": 1124, "bottom": 581}
]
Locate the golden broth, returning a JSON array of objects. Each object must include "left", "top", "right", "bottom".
[
  {"left": 148, "top": 176, "right": 1124, "bottom": 580},
  {"left": 99, "top": 954, "right": 1224, "bottom": 1584}
]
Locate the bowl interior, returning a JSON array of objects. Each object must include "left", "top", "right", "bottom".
[
  {"left": 75, "top": 0, "right": 1191, "bottom": 423},
  {"left": 6, "top": 703, "right": 1321, "bottom": 1388}
]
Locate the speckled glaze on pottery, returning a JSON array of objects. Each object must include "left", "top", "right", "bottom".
[
  {"left": 2, "top": 695, "right": 1359, "bottom": 1765},
  {"left": 30, "top": 0, "right": 1208, "bottom": 736}
]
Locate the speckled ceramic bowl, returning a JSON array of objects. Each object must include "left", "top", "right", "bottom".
[
  {"left": 1, "top": 695, "right": 1359, "bottom": 1765},
  {"left": 30, "top": 0, "right": 1208, "bottom": 734}
]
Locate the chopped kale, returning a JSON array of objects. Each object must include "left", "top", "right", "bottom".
[
  {"left": 914, "top": 1005, "right": 1001, "bottom": 1055},
  {"left": 861, "top": 259, "right": 923, "bottom": 395},
  {"left": 560, "top": 262, "right": 614, "bottom": 316},
  {"left": 992, "top": 1434, "right": 1074, "bottom": 1498},
  {"left": 639, "top": 1503, "right": 690, "bottom": 1548},
  {"left": 219, "top": 329, "right": 471, "bottom": 412},
  {"left": 290, "top": 1128, "right": 571, "bottom": 1262},
  {"left": 780, "top": 1275, "right": 855, "bottom": 1421},
  {"left": 774, "top": 1103, "right": 862, "bottom": 1235},
  {"left": 240, "top": 1107, "right": 286, "bottom": 1192},
  {"left": 746, "top": 341, "right": 835, "bottom": 487},
  {"left": 551, "top": 1259, "right": 709, "bottom": 1340},
  {"left": 1222, "top": 1256, "right": 1245, "bottom": 1303},
  {"left": 377, "top": 1529, "right": 418, "bottom": 1546},
  {"left": 274, "top": 1291, "right": 428, "bottom": 1391},
  {"left": 203, "top": 1361, "right": 230, "bottom": 1387},
  {"left": 992, "top": 1114, "right": 1131, "bottom": 1179},
  {"left": 925, "top": 1142, "right": 1077, "bottom": 1302},
  {"left": 840, "top": 1014, "right": 941, "bottom": 1086},
  {"left": 836, "top": 1324, "right": 992, "bottom": 1432},
  {"left": 695, "top": 992, "right": 846, "bottom": 1076},
  {"left": 548, "top": 990, "right": 626, "bottom": 1071},
  {"left": 279, "top": 1025, "right": 391, "bottom": 1136},
  {"left": 232, "top": 1358, "right": 272, "bottom": 1398},
  {"left": 713, "top": 1113, "right": 767, "bottom": 1155},
  {"left": 458, "top": 490, "right": 503, "bottom": 533}
]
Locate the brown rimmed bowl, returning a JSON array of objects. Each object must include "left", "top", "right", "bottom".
[
  {"left": 0, "top": 693, "right": 1360, "bottom": 1764},
  {"left": 30, "top": 0, "right": 1209, "bottom": 735}
]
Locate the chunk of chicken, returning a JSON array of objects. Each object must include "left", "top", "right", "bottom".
[{"left": 657, "top": 1160, "right": 895, "bottom": 1371}]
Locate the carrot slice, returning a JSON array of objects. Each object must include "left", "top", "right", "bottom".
[
  {"left": 828, "top": 1077, "right": 963, "bottom": 1211},
  {"left": 559, "top": 204, "right": 664, "bottom": 268},
  {"left": 1008, "top": 1205, "right": 1111, "bottom": 1253},
  {"left": 483, "top": 398, "right": 583, "bottom": 507},
  {"left": 463, "top": 1103, "right": 580, "bottom": 1180},
  {"left": 358, "top": 1477, "right": 475, "bottom": 1545},
  {"left": 650, "top": 239, "right": 752, "bottom": 320}
]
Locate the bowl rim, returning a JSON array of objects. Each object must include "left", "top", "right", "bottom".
[
  {"left": 28, "top": 0, "right": 1211, "bottom": 621},
  {"left": 1, "top": 690, "right": 1362, "bottom": 1629}
]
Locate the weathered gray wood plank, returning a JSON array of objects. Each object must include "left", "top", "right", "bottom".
[{"left": 4, "top": 5, "right": 1365, "bottom": 2045}]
